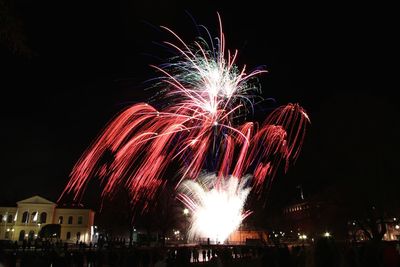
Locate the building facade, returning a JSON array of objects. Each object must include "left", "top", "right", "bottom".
[
  {"left": 228, "top": 229, "right": 268, "bottom": 245},
  {"left": 279, "top": 198, "right": 348, "bottom": 241},
  {"left": 0, "top": 195, "right": 95, "bottom": 243}
]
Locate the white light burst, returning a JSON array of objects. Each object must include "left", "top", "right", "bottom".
[{"left": 178, "top": 173, "right": 252, "bottom": 243}]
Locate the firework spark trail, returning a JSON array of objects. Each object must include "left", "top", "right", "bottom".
[
  {"left": 178, "top": 173, "right": 252, "bottom": 243},
  {"left": 59, "top": 14, "right": 309, "bottom": 210}
]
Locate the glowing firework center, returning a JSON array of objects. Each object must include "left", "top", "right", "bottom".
[{"left": 179, "top": 174, "right": 251, "bottom": 243}]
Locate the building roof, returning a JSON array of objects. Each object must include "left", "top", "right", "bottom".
[{"left": 17, "top": 195, "right": 56, "bottom": 205}]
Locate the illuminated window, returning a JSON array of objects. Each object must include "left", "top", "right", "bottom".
[
  {"left": 31, "top": 212, "right": 37, "bottom": 222},
  {"left": 58, "top": 216, "right": 63, "bottom": 224}
]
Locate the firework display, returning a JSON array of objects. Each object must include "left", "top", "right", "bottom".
[{"left": 60, "top": 14, "right": 309, "bottom": 241}]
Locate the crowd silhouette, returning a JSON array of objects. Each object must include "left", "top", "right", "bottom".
[{"left": 0, "top": 237, "right": 399, "bottom": 266}]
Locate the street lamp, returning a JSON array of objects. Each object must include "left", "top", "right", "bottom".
[{"left": 324, "top": 232, "right": 331, "bottom": 237}]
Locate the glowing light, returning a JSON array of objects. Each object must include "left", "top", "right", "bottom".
[
  {"left": 395, "top": 225, "right": 399, "bottom": 230},
  {"left": 183, "top": 208, "right": 189, "bottom": 215},
  {"left": 33, "top": 211, "right": 38, "bottom": 222},
  {"left": 178, "top": 173, "right": 251, "bottom": 243},
  {"left": 59, "top": 14, "right": 309, "bottom": 215},
  {"left": 324, "top": 232, "right": 331, "bottom": 237},
  {"left": 299, "top": 234, "right": 307, "bottom": 240}
]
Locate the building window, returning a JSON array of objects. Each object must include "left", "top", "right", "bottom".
[
  {"left": 31, "top": 212, "right": 38, "bottom": 222},
  {"left": 19, "top": 230, "right": 25, "bottom": 241},
  {"left": 40, "top": 212, "right": 47, "bottom": 224},
  {"left": 58, "top": 216, "right": 63, "bottom": 224},
  {"left": 28, "top": 230, "right": 35, "bottom": 240},
  {"left": 7, "top": 215, "right": 13, "bottom": 223},
  {"left": 0, "top": 215, "right": 3, "bottom": 222},
  {"left": 66, "top": 232, "right": 71, "bottom": 240},
  {"left": 78, "top": 216, "right": 83, "bottom": 224},
  {"left": 68, "top": 216, "right": 73, "bottom": 224},
  {"left": 76, "top": 232, "right": 81, "bottom": 241},
  {"left": 22, "top": 212, "right": 29, "bottom": 223},
  {"left": 5, "top": 231, "right": 10, "bottom": 239}
]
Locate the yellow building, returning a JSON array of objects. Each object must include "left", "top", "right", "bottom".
[
  {"left": 0, "top": 195, "right": 95, "bottom": 243},
  {"left": 227, "top": 229, "right": 268, "bottom": 245}
]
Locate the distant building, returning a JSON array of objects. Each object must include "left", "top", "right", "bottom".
[
  {"left": 228, "top": 229, "right": 268, "bottom": 245},
  {"left": 0, "top": 195, "right": 95, "bottom": 243},
  {"left": 282, "top": 200, "right": 326, "bottom": 235},
  {"left": 348, "top": 217, "right": 400, "bottom": 242},
  {"left": 282, "top": 197, "right": 400, "bottom": 242},
  {"left": 280, "top": 198, "right": 347, "bottom": 241},
  {"left": 384, "top": 218, "right": 400, "bottom": 241}
]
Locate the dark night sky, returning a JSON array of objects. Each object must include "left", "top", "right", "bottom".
[{"left": 1, "top": 1, "right": 398, "bottom": 213}]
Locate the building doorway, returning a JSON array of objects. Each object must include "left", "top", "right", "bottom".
[{"left": 19, "top": 230, "right": 25, "bottom": 241}]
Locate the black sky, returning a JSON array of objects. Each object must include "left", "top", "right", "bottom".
[{"left": 1, "top": 1, "right": 398, "bottom": 212}]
